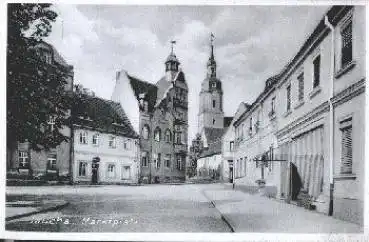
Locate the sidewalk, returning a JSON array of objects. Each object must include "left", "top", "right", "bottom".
[
  {"left": 6, "top": 197, "right": 69, "bottom": 221},
  {"left": 203, "top": 185, "right": 363, "bottom": 233}
]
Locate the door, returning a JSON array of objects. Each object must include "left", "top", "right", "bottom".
[{"left": 122, "top": 165, "right": 131, "bottom": 180}]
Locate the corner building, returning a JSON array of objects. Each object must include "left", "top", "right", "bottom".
[{"left": 112, "top": 48, "right": 188, "bottom": 183}]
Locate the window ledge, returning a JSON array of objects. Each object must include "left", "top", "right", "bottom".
[
  {"left": 334, "top": 173, "right": 357, "bottom": 181},
  {"left": 309, "top": 86, "right": 321, "bottom": 99},
  {"left": 283, "top": 109, "right": 292, "bottom": 118},
  {"left": 335, "top": 61, "right": 356, "bottom": 79},
  {"left": 294, "top": 100, "right": 305, "bottom": 110}
]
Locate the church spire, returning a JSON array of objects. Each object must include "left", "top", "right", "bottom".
[{"left": 207, "top": 33, "right": 216, "bottom": 78}]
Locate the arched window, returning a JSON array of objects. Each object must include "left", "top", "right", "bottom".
[
  {"left": 154, "top": 127, "right": 161, "bottom": 142},
  {"left": 165, "top": 129, "right": 171, "bottom": 143},
  {"left": 142, "top": 125, "right": 150, "bottom": 140}
]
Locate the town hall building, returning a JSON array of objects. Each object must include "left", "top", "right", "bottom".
[{"left": 112, "top": 44, "right": 188, "bottom": 183}]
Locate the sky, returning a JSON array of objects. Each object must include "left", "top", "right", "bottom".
[{"left": 45, "top": 4, "right": 330, "bottom": 141}]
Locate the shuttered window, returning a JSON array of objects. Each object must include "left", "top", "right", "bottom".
[
  {"left": 297, "top": 72, "right": 304, "bottom": 101},
  {"left": 341, "top": 20, "right": 353, "bottom": 68},
  {"left": 340, "top": 121, "right": 353, "bottom": 174}
]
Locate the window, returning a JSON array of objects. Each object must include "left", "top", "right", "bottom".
[
  {"left": 157, "top": 153, "right": 161, "bottom": 169},
  {"left": 271, "top": 97, "right": 276, "bottom": 114},
  {"left": 213, "top": 119, "right": 215, "bottom": 125},
  {"left": 212, "top": 100, "right": 216, "bottom": 108},
  {"left": 141, "top": 152, "right": 148, "bottom": 167},
  {"left": 165, "top": 129, "right": 171, "bottom": 143},
  {"left": 341, "top": 19, "right": 352, "bottom": 68},
  {"left": 297, "top": 72, "right": 304, "bottom": 101},
  {"left": 142, "top": 125, "right": 150, "bottom": 140},
  {"left": 212, "top": 82, "right": 216, "bottom": 88},
  {"left": 18, "top": 151, "right": 29, "bottom": 168},
  {"left": 176, "top": 156, "right": 182, "bottom": 170},
  {"left": 123, "top": 139, "right": 127, "bottom": 149},
  {"left": 313, "top": 55, "right": 321, "bottom": 88},
  {"left": 108, "top": 136, "right": 116, "bottom": 148},
  {"left": 44, "top": 51, "right": 52, "bottom": 64},
  {"left": 340, "top": 118, "right": 353, "bottom": 174},
  {"left": 79, "top": 131, "right": 87, "bottom": 144},
  {"left": 269, "top": 146, "right": 274, "bottom": 171},
  {"left": 286, "top": 84, "right": 291, "bottom": 111},
  {"left": 241, "top": 124, "right": 244, "bottom": 139},
  {"left": 229, "top": 141, "right": 234, "bottom": 152},
  {"left": 127, "top": 139, "right": 132, "bottom": 150},
  {"left": 143, "top": 101, "right": 149, "bottom": 112},
  {"left": 175, "top": 132, "right": 182, "bottom": 144},
  {"left": 47, "top": 154, "right": 57, "bottom": 170},
  {"left": 249, "top": 117, "right": 253, "bottom": 135},
  {"left": 78, "top": 161, "right": 87, "bottom": 176},
  {"left": 154, "top": 128, "right": 161, "bottom": 142},
  {"left": 107, "top": 164, "right": 116, "bottom": 178},
  {"left": 165, "top": 154, "right": 171, "bottom": 168},
  {"left": 92, "top": 133, "right": 99, "bottom": 146},
  {"left": 47, "top": 116, "right": 56, "bottom": 132}
]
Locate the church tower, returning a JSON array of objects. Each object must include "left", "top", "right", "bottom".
[
  {"left": 165, "top": 40, "right": 180, "bottom": 82},
  {"left": 198, "top": 33, "right": 224, "bottom": 132}
]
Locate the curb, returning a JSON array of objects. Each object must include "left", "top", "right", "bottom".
[
  {"left": 202, "top": 190, "right": 235, "bottom": 233},
  {"left": 210, "top": 200, "right": 235, "bottom": 233},
  {"left": 6, "top": 201, "right": 70, "bottom": 222}
]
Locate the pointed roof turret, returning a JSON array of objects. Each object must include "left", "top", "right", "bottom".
[{"left": 207, "top": 33, "right": 216, "bottom": 78}]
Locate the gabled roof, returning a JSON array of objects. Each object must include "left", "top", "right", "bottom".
[
  {"left": 199, "top": 138, "right": 222, "bottom": 159},
  {"left": 224, "top": 116, "right": 233, "bottom": 128},
  {"left": 126, "top": 74, "right": 158, "bottom": 112},
  {"left": 199, "top": 127, "right": 224, "bottom": 158},
  {"left": 72, "top": 94, "right": 138, "bottom": 138}
]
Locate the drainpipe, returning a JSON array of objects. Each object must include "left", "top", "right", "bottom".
[{"left": 324, "top": 15, "right": 335, "bottom": 216}]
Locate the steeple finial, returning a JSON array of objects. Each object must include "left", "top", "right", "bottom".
[
  {"left": 210, "top": 33, "right": 215, "bottom": 59},
  {"left": 170, "top": 40, "right": 176, "bottom": 54}
]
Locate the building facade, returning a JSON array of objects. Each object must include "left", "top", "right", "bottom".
[
  {"left": 7, "top": 41, "right": 74, "bottom": 182},
  {"left": 221, "top": 102, "right": 250, "bottom": 182},
  {"left": 112, "top": 47, "right": 188, "bottom": 183},
  {"left": 233, "top": 5, "right": 365, "bottom": 225},
  {"left": 72, "top": 93, "right": 139, "bottom": 184}
]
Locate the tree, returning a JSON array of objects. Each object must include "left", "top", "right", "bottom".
[
  {"left": 188, "top": 133, "right": 203, "bottom": 177},
  {"left": 7, "top": 3, "right": 72, "bottom": 152}
]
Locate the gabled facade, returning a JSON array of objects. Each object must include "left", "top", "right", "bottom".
[
  {"left": 112, "top": 48, "right": 188, "bottom": 183},
  {"left": 72, "top": 93, "right": 139, "bottom": 184},
  {"left": 233, "top": 5, "right": 365, "bottom": 225}
]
